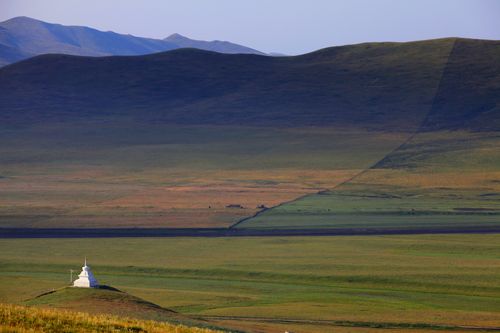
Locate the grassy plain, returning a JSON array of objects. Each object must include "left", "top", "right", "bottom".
[
  {"left": 241, "top": 131, "right": 500, "bottom": 229},
  {"left": 0, "top": 234, "right": 499, "bottom": 332},
  {"left": 0, "top": 123, "right": 406, "bottom": 228}
]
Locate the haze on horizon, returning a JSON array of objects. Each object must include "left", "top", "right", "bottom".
[{"left": 0, "top": 0, "right": 499, "bottom": 55}]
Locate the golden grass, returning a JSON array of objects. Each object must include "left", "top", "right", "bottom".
[
  {"left": 0, "top": 169, "right": 358, "bottom": 228},
  {"left": 0, "top": 123, "right": 407, "bottom": 228},
  {"left": 0, "top": 303, "right": 224, "bottom": 333}
]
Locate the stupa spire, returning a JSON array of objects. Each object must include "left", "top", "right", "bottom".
[{"left": 73, "top": 258, "right": 99, "bottom": 288}]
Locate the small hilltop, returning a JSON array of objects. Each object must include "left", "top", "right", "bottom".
[{"left": 24, "top": 286, "right": 221, "bottom": 330}]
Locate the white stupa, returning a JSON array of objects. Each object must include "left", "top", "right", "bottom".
[{"left": 73, "top": 258, "right": 99, "bottom": 288}]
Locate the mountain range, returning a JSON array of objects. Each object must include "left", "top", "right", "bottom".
[{"left": 0, "top": 16, "right": 265, "bottom": 67}]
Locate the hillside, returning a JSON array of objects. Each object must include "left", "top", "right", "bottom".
[
  {"left": 0, "top": 37, "right": 499, "bottom": 229},
  {"left": 0, "top": 303, "right": 224, "bottom": 333},
  {"left": 0, "top": 41, "right": 31, "bottom": 67},
  {"left": 25, "top": 286, "right": 220, "bottom": 329},
  {"left": 236, "top": 38, "right": 500, "bottom": 230},
  {"left": 1, "top": 38, "right": 499, "bottom": 130},
  {"left": 422, "top": 38, "right": 500, "bottom": 131},
  {"left": 0, "top": 16, "right": 265, "bottom": 67}
]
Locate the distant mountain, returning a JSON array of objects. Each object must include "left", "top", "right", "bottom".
[
  {"left": 0, "top": 41, "right": 30, "bottom": 67},
  {"left": 268, "top": 52, "right": 288, "bottom": 57},
  {"left": 0, "top": 16, "right": 177, "bottom": 58},
  {"left": 0, "top": 16, "right": 265, "bottom": 66},
  {"left": 164, "top": 33, "right": 265, "bottom": 55}
]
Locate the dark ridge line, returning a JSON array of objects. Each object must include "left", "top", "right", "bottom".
[
  {"left": 230, "top": 40, "right": 458, "bottom": 229},
  {"left": 2, "top": 226, "right": 500, "bottom": 238},
  {"left": 200, "top": 315, "right": 500, "bottom": 331}
]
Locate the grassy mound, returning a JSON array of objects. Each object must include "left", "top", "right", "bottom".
[
  {"left": 25, "top": 286, "right": 219, "bottom": 330},
  {"left": 0, "top": 303, "right": 225, "bottom": 333}
]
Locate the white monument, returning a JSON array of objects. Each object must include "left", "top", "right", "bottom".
[{"left": 73, "top": 258, "right": 99, "bottom": 288}]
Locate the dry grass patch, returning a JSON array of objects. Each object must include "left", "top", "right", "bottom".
[
  {"left": 0, "top": 169, "right": 358, "bottom": 228},
  {"left": 0, "top": 303, "right": 224, "bottom": 333}
]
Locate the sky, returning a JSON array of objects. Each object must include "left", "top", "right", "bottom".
[{"left": 1, "top": 0, "right": 499, "bottom": 55}]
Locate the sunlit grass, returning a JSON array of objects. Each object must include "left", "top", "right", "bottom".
[
  {"left": 243, "top": 131, "right": 500, "bottom": 229},
  {"left": 1, "top": 235, "right": 499, "bottom": 328},
  {"left": 0, "top": 303, "right": 224, "bottom": 333}
]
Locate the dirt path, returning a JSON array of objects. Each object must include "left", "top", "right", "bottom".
[{"left": 201, "top": 315, "right": 500, "bottom": 332}]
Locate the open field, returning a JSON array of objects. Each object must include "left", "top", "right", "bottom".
[
  {"left": 0, "top": 123, "right": 407, "bottom": 228},
  {"left": 4, "top": 126, "right": 499, "bottom": 233},
  {"left": 241, "top": 131, "right": 500, "bottom": 230},
  {"left": 0, "top": 234, "right": 499, "bottom": 332}
]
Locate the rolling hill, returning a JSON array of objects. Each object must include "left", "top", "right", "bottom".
[
  {"left": 0, "top": 16, "right": 265, "bottom": 67},
  {"left": 25, "top": 286, "right": 221, "bottom": 330},
  {"left": 0, "top": 37, "right": 494, "bottom": 130},
  {"left": 0, "top": 38, "right": 499, "bottom": 130},
  {"left": 235, "top": 38, "right": 500, "bottom": 230},
  {"left": 0, "top": 37, "right": 498, "bottom": 230}
]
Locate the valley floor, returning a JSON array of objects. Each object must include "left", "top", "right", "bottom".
[
  {"left": 1, "top": 234, "right": 499, "bottom": 332},
  {"left": 0, "top": 124, "right": 406, "bottom": 229}
]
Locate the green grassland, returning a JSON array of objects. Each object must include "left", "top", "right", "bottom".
[
  {"left": 0, "top": 123, "right": 406, "bottom": 228},
  {"left": 0, "top": 234, "right": 499, "bottom": 332},
  {"left": 240, "top": 131, "right": 500, "bottom": 229}
]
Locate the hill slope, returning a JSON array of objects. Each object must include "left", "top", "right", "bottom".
[
  {"left": 25, "top": 286, "right": 217, "bottom": 329},
  {"left": 0, "top": 39, "right": 31, "bottom": 67},
  {"left": 0, "top": 16, "right": 265, "bottom": 67},
  {"left": 1, "top": 303, "right": 224, "bottom": 333},
  {"left": 1, "top": 38, "right": 498, "bottom": 130},
  {"left": 422, "top": 38, "right": 500, "bottom": 131},
  {"left": 3, "top": 38, "right": 491, "bottom": 130},
  {"left": 0, "top": 37, "right": 498, "bottom": 230}
]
